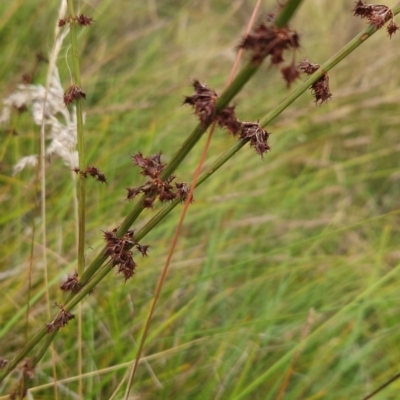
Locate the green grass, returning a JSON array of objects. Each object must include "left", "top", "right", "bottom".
[{"left": 1, "top": 0, "right": 400, "bottom": 399}]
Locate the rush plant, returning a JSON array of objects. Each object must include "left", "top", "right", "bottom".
[{"left": 0, "top": 0, "right": 399, "bottom": 399}]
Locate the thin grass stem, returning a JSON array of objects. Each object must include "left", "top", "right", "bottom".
[{"left": 66, "top": 1, "right": 85, "bottom": 397}]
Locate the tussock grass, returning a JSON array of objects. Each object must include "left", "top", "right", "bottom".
[{"left": 1, "top": 0, "right": 400, "bottom": 398}]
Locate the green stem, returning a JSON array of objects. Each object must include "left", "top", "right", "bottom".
[
  {"left": 66, "top": 2, "right": 85, "bottom": 399},
  {"left": 67, "top": 0, "right": 86, "bottom": 277},
  {"left": 32, "top": 330, "right": 59, "bottom": 366},
  {"left": 275, "top": 0, "right": 304, "bottom": 28}
]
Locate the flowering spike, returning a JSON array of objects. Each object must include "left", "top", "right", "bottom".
[
  {"left": 238, "top": 16, "right": 300, "bottom": 65},
  {"left": 352, "top": 1, "right": 394, "bottom": 30},
  {"left": 103, "top": 228, "right": 149, "bottom": 282},
  {"left": 281, "top": 62, "right": 300, "bottom": 88},
  {"left": 183, "top": 80, "right": 218, "bottom": 126},
  {"left": 240, "top": 122, "right": 270, "bottom": 157},
  {"left": 58, "top": 18, "right": 68, "bottom": 27},
  {"left": 46, "top": 303, "right": 75, "bottom": 333},
  {"left": 127, "top": 152, "right": 188, "bottom": 207},
  {"left": 76, "top": 14, "right": 94, "bottom": 26},
  {"left": 298, "top": 59, "right": 332, "bottom": 105},
  {"left": 60, "top": 271, "right": 81, "bottom": 293},
  {"left": 64, "top": 84, "right": 86, "bottom": 106},
  {"left": 387, "top": 20, "right": 400, "bottom": 37},
  {"left": 85, "top": 166, "right": 107, "bottom": 184},
  {"left": 216, "top": 106, "right": 242, "bottom": 135}
]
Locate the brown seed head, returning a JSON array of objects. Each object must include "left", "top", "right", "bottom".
[
  {"left": 183, "top": 80, "right": 218, "bottom": 126},
  {"left": 240, "top": 122, "right": 271, "bottom": 157},
  {"left": 86, "top": 166, "right": 108, "bottom": 184},
  {"left": 76, "top": 14, "right": 94, "bottom": 26},
  {"left": 281, "top": 62, "right": 300, "bottom": 88},
  {"left": 353, "top": 1, "right": 393, "bottom": 29},
  {"left": 128, "top": 152, "right": 187, "bottom": 207},
  {"left": 387, "top": 20, "right": 400, "bottom": 37},
  {"left": 216, "top": 106, "right": 242, "bottom": 135},
  {"left": 298, "top": 59, "right": 320, "bottom": 75},
  {"left": 64, "top": 85, "right": 86, "bottom": 106},
  {"left": 103, "top": 228, "right": 149, "bottom": 282},
  {"left": 60, "top": 271, "right": 81, "bottom": 293},
  {"left": 238, "top": 17, "right": 300, "bottom": 65}
]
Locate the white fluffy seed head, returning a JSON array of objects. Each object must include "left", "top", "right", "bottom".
[{"left": 1, "top": 67, "right": 80, "bottom": 173}]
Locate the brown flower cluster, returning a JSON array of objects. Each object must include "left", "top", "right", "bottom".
[
  {"left": 298, "top": 59, "right": 332, "bottom": 105},
  {"left": 63, "top": 84, "right": 86, "bottom": 106},
  {"left": 58, "top": 14, "right": 94, "bottom": 27},
  {"left": 104, "top": 228, "right": 149, "bottom": 281},
  {"left": 0, "top": 359, "right": 8, "bottom": 369},
  {"left": 183, "top": 80, "right": 218, "bottom": 126},
  {"left": 215, "top": 106, "right": 242, "bottom": 135},
  {"left": 46, "top": 304, "right": 75, "bottom": 333},
  {"left": 281, "top": 63, "right": 301, "bottom": 88},
  {"left": 218, "top": 110, "right": 271, "bottom": 156},
  {"left": 353, "top": 1, "right": 399, "bottom": 36},
  {"left": 126, "top": 152, "right": 191, "bottom": 208},
  {"left": 238, "top": 18, "right": 300, "bottom": 64},
  {"left": 184, "top": 82, "right": 270, "bottom": 156},
  {"left": 73, "top": 166, "right": 107, "bottom": 184},
  {"left": 240, "top": 122, "right": 271, "bottom": 156},
  {"left": 60, "top": 271, "right": 81, "bottom": 293},
  {"left": 238, "top": 14, "right": 300, "bottom": 87}
]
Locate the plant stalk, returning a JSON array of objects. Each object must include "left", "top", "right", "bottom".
[{"left": 67, "top": 0, "right": 86, "bottom": 277}]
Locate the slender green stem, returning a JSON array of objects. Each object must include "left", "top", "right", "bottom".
[
  {"left": 67, "top": 0, "right": 86, "bottom": 277},
  {"left": 275, "top": 0, "right": 304, "bottom": 28},
  {"left": 32, "top": 330, "right": 59, "bottom": 366},
  {"left": 66, "top": 2, "right": 85, "bottom": 398}
]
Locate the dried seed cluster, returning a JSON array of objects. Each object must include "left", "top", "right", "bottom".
[
  {"left": 240, "top": 122, "right": 270, "bottom": 155},
  {"left": 104, "top": 228, "right": 149, "bottom": 281},
  {"left": 58, "top": 14, "right": 94, "bottom": 27},
  {"left": 183, "top": 80, "right": 218, "bottom": 127},
  {"left": 238, "top": 17, "right": 300, "bottom": 65},
  {"left": 184, "top": 81, "right": 270, "bottom": 156},
  {"left": 73, "top": 166, "right": 107, "bottom": 184},
  {"left": 46, "top": 304, "right": 75, "bottom": 333},
  {"left": 238, "top": 14, "right": 300, "bottom": 87},
  {"left": 126, "top": 152, "right": 191, "bottom": 208},
  {"left": 353, "top": 1, "right": 399, "bottom": 36},
  {"left": 60, "top": 271, "right": 81, "bottom": 293},
  {"left": 298, "top": 59, "right": 332, "bottom": 104},
  {"left": 63, "top": 84, "right": 86, "bottom": 106}
]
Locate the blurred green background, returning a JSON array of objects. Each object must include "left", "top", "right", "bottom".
[{"left": 1, "top": 0, "right": 400, "bottom": 398}]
